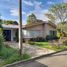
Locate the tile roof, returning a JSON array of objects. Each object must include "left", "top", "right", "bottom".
[{"left": 23, "top": 21, "right": 56, "bottom": 29}]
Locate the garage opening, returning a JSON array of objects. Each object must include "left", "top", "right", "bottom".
[{"left": 3, "top": 30, "right": 11, "bottom": 41}]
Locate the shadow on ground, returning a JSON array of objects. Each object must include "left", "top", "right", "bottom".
[{"left": 9, "top": 60, "right": 48, "bottom": 67}]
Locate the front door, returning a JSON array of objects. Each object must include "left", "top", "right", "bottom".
[{"left": 3, "top": 30, "right": 11, "bottom": 41}]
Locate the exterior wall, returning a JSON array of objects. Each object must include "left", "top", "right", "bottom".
[
  {"left": 23, "top": 24, "right": 56, "bottom": 39},
  {"left": 43, "top": 23, "right": 56, "bottom": 38},
  {"left": 23, "top": 25, "right": 44, "bottom": 38}
]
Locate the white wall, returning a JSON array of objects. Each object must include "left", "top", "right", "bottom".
[
  {"left": 23, "top": 24, "right": 56, "bottom": 39},
  {"left": 11, "top": 29, "right": 16, "bottom": 41},
  {"left": 23, "top": 30, "right": 42, "bottom": 38}
]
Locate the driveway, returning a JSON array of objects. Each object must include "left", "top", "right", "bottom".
[
  {"left": 4, "top": 42, "right": 54, "bottom": 57},
  {"left": 8, "top": 50, "right": 67, "bottom": 67}
]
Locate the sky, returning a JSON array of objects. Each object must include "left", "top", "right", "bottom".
[{"left": 0, "top": 0, "right": 67, "bottom": 25}]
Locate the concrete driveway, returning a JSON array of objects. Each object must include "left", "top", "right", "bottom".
[
  {"left": 4, "top": 42, "right": 54, "bottom": 57},
  {"left": 8, "top": 50, "right": 67, "bottom": 67}
]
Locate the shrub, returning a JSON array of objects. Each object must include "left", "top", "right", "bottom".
[
  {"left": 29, "top": 37, "right": 46, "bottom": 42},
  {"left": 46, "top": 35, "right": 59, "bottom": 41},
  {"left": 3, "top": 53, "right": 30, "bottom": 65},
  {"left": 63, "top": 40, "right": 67, "bottom": 46},
  {"left": 0, "top": 45, "right": 31, "bottom": 66},
  {"left": 28, "top": 41, "right": 35, "bottom": 45},
  {"left": 0, "top": 33, "right": 4, "bottom": 51}
]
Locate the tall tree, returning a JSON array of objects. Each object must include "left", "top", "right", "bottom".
[
  {"left": 45, "top": 3, "right": 67, "bottom": 23},
  {"left": 27, "top": 13, "right": 37, "bottom": 24},
  {"left": 45, "top": 3, "right": 67, "bottom": 45}
]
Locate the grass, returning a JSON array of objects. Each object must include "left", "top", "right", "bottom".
[
  {"left": 29, "top": 42, "right": 67, "bottom": 51},
  {"left": 0, "top": 45, "right": 30, "bottom": 67}
]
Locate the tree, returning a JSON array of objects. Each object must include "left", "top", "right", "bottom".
[
  {"left": 45, "top": 3, "right": 67, "bottom": 46},
  {"left": 3, "top": 20, "right": 18, "bottom": 25},
  {"left": 45, "top": 3, "right": 67, "bottom": 23},
  {"left": 45, "top": 13, "right": 56, "bottom": 23},
  {"left": 0, "top": 19, "right": 2, "bottom": 27},
  {"left": 45, "top": 3, "right": 67, "bottom": 34},
  {"left": 27, "top": 13, "right": 37, "bottom": 24}
]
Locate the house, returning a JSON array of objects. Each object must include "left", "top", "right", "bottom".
[
  {"left": 23, "top": 20, "right": 57, "bottom": 40},
  {"left": 2, "top": 24, "right": 19, "bottom": 41},
  {"left": 2, "top": 20, "right": 57, "bottom": 42}
]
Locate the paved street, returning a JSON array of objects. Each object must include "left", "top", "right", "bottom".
[{"left": 8, "top": 50, "right": 67, "bottom": 67}]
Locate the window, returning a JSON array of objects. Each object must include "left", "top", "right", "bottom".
[{"left": 50, "top": 30, "right": 56, "bottom": 36}]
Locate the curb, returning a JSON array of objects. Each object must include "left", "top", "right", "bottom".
[{"left": 4, "top": 49, "right": 67, "bottom": 67}]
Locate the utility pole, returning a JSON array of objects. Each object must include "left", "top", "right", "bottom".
[{"left": 19, "top": 0, "right": 23, "bottom": 56}]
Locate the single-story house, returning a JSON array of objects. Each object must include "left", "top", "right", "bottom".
[
  {"left": 2, "top": 20, "right": 57, "bottom": 42},
  {"left": 23, "top": 20, "right": 57, "bottom": 39}
]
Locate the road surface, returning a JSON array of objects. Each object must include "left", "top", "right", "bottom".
[{"left": 8, "top": 50, "right": 67, "bottom": 67}]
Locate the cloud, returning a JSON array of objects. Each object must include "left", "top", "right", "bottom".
[
  {"left": 23, "top": 0, "right": 33, "bottom": 6},
  {"left": 22, "top": 11, "right": 26, "bottom": 15},
  {"left": 47, "top": 1, "right": 55, "bottom": 5},
  {"left": 27, "top": 1, "right": 49, "bottom": 21},
  {"left": 22, "top": 20, "right": 27, "bottom": 25},
  {"left": 10, "top": 9, "right": 18, "bottom": 16},
  {"left": 0, "top": 16, "right": 5, "bottom": 19},
  {"left": 34, "top": 9, "right": 49, "bottom": 21},
  {"left": 10, "top": 8, "right": 26, "bottom": 16},
  {"left": 63, "top": 0, "right": 67, "bottom": 3}
]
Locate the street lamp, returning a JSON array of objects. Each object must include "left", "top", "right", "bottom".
[{"left": 19, "top": 0, "right": 23, "bottom": 56}]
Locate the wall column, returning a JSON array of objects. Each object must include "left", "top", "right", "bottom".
[{"left": 11, "top": 29, "right": 14, "bottom": 41}]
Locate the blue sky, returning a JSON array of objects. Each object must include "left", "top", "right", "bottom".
[{"left": 0, "top": 0, "right": 67, "bottom": 25}]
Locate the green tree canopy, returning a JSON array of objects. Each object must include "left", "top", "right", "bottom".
[
  {"left": 27, "top": 13, "right": 37, "bottom": 24},
  {"left": 45, "top": 3, "right": 67, "bottom": 23},
  {"left": 3, "top": 20, "right": 18, "bottom": 25}
]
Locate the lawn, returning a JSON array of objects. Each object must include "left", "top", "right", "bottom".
[
  {"left": 29, "top": 42, "right": 67, "bottom": 51},
  {"left": 0, "top": 45, "right": 30, "bottom": 67}
]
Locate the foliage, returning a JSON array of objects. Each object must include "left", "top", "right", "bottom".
[
  {"left": 45, "top": 13, "right": 56, "bottom": 23},
  {"left": 29, "top": 42, "right": 49, "bottom": 46},
  {"left": 28, "top": 41, "right": 35, "bottom": 45},
  {"left": 0, "top": 19, "right": 2, "bottom": 24},
  {"left": 29, "top": 37, "right": 46, "bottom": 42},
  {"left": 63, "top": 40, "right": 67, "bottom": 46},
  {"left": 3, "top": 53, "right": 30, "bottom": 65},
  {"left": 27, "top": 13, "right": 37, "bottom": 24},
  {"left": 57, "top": 23, "right": 67, "bottom": 34},
  {"left": 45, "top": 3, "right": 67, "bottom": 23},
  {"left": 0, "top": 45, "right": 30, "bottom": 66},
  {"left": 57, "top": 31, "right": 62, "bottom": 38},
  {"left": 0, "top": 20, "right": 4, "bottom": 51},
  {"left": 0, "top": 33, "right": 4, "bottom": 52},
  {"left": 29, "top": 42, "right": 67, "bottom": 51},
  {"left": 3, "top": 20, "right": 18, "bottom": 25},
  {"left": 45, "top": 3, "right": 67, "bottom": 38},
  {"left": 46, "top": 35, "right": 59, "bottom": 41}
]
